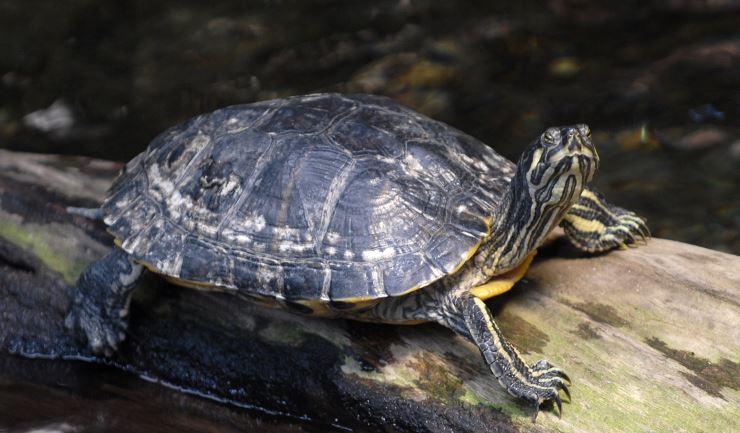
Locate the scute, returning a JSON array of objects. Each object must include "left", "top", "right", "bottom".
[{"left": 102, "top": 93, "right": 515, "bottom": 302}]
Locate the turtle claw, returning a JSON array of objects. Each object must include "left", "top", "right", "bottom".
[
  {"left": 531, "top": 401, "right": 540, "bottom": 423},
  {"left": 531, "top": 360, "right": 571, "bottom": 384},
  {"left": 529, "top": 386, "right": 565, "bottom": 423},
  {"left": 590, "top": 212, "right": 648, "bottom": 252},
  {"left": 65, "top": 296, "right": 129, "bottom": 357},
  {"left": 516, "top": 359, "right": 572, "bottom": 421},
  {"left": 557, "top": 370, "right": 572, "bottom": 384},
  {"left": 555, "top": 380, "right": 571, "bottom": 401}
]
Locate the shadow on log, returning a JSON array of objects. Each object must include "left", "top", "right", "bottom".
[{"left": 1, "top": 149, "right": 738, "bottom": 433}]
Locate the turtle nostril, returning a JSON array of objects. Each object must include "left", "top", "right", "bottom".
[{"left": 567, "top": 133, "right": 581, "bottom": 152}]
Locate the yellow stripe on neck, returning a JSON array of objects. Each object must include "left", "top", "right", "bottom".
[{"left": 470, "top": 251, "right": 536, "bottom": 300}]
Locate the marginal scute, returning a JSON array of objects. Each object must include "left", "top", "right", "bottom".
[{"left": 102, "top": 93, "right": 517, "bottom": 305}]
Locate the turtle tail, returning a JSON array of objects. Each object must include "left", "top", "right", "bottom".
[{"left": 66, "top": 206, "right": 104, "bottom": 221}]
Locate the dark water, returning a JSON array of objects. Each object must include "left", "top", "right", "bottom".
[
  {"left": 2, "top": 0, "right": 738, "bottom": 252},
  {"left": 1, "top": 0, "right": 739, "bottom": 431},
  {"left": 0, "top": 354, "right": 342, "bottom": 433}
]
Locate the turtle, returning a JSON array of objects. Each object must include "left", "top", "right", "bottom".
[{"left": 65, "top": 93, "right": 648, "bottom": 420}]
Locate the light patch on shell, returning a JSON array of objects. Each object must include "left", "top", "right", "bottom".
[
  {"left": 483, "top": 153, "right": 514, "bottom": 175},
  {"left": 325, "top": 246, "right": 337, "bottom": 256},
  {"left": 376, "top": 155, "right": 397, "bottom": 164},
  {"left": 243, "top": 212, "right": 267, "bottom": 232},
  {"left": 256, "top": 263, "right": 284, "bottom": 291},
  {"left": 197, "top": 223, "right": 220, "bottom": 237},
  {"left": 326, "top": 231, "right": 342, "bottom": 244},
  {"left": 403, "top": 153, "right": 424, "bottom": 172},
  {"left": 370, "top": 267, "right": 383, "bottom": 293},
  {"left": 273, "top": 225, "right": 301, "bottom": 239},
  {"left": 224, "top": 116, "right": 252, "bottom": 134},
  {"left": 156, "top": 253, "right": 184, "bottom": 277},
  {"left": 362, "top": 247, "right": 395, "bottom": 261},
  {"left": 147, "top": 164, "right": 176, "bottom": 198},
  {"left": 344, "top": 250, "right": 355, "bottom": 260},
  {"left": 375, "top": 221, "right": 388, "bottom": 233},
  {"left": 166, "top": 190, "right": 185, "bottom": 220},
  {"left": 121, "top": 231, "right": 145, "bottom": 253},
  {"left": 459, "top": 153, "right": 476, "bottom": 167},
  {"left": 233, "top": 233, "right": 252, "bottom": 244},
  {"left": 278, "top": 241, "right": 314, "bottom": 254},
  {"left": 219, "top": 174, "right": 241, "bottom": 197},
  {"left": 191, "top": 131, "right": 210, "bottom": 149},
  {"left": 474, "top": 160, "right": 490, "bottom": 172}
]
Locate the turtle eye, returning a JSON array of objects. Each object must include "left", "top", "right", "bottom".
[
  {"left": 542, "top": 128, "right": 558, "bottom": 146},
  {"left": 579, "top": 124, "right": 591, "bottom": 139}
]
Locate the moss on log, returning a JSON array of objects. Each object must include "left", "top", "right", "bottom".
[{"left": 0, "top": 149, "right": 738, "bottom": 433}]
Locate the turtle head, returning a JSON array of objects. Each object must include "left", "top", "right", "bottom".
[
  {"left": 527, "top": 124, "right": 599, "bottom": 188},
  {"left": 482, "top": 125, "right": 599, "bottom": 272},
  {"left": 512, "top": 124, "right": 599, "bottom": 215}
]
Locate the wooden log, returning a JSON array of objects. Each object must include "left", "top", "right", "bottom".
[{"left": 0, "top": 149, "right": 738, "bottom": 433}]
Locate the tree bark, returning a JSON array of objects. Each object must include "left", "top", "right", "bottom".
[{"left": 1, "top": 149, "right": 738, "bottom": 433}]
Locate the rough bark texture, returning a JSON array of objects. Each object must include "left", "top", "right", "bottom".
[{"left": 0, "top": 149, "right": 738, "bottom": 433}]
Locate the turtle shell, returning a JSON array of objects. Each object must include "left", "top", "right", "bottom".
[{"left": 102, "top": 93, "right": 515, "bottom": 303}]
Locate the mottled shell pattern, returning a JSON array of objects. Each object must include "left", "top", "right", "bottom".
[{"left": 102, "top": 93, "right": 516, "bottom": 304}]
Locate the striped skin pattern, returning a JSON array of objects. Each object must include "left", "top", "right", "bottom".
[
  {"left": 65, "top": 95, "right": 649, "bottom": 421},
  {"left": 561, "top": 189, "right": 649, "bottom": 252},
  {"left": 449, "top": 294, "right": 571, "bottom": 421}
]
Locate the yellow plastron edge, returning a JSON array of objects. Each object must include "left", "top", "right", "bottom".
[{"left": 469, "top": 251, "right": 537, "bottom": 300}]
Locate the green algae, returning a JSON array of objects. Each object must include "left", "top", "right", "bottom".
[
  {"left": 407, "top": 355, "right": 464, "bottom": 402},
  {"left": 0, "top": 218, "right": 87, "bottom": 284},
  {"left": 340, "top": 354, "right": 420, "bottom": 392},
  {"left": 258, "top": 321, "right": 308, "bottom": 346}
]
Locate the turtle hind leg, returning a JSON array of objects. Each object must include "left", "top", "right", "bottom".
[
  {"left": 560, "top": 187, "right": 649, "bottom": 253},
  {"left": 65, "top": 248, "right": 144, "bottom": 356},
  {"left": 439, "top": 292, "right": 570, "bottom": 421}
]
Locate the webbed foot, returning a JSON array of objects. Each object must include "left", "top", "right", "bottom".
[
  {"left": 64, "top": 248, "right": 144, "bottom": 356},
  {"left": 65, "top": 297, "right": 129, "bottom": 356},
  {"left": 447, "top": 294, "right": 571, "bottom": 421},
  {"left": 503, "top": 355, "right": 571, "bottom": 422},
  {"left": 562, "top": 188, "right": 649, "bottom": 252}
]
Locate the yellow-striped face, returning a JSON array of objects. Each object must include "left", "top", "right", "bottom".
[
  {"left": 529, "top": 124, "right": 598, "bottom": 186},
  {"left": 486, "top": 125, "right": 600, "bottom": 269}
]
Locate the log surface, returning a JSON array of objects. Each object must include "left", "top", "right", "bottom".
[{"left": 0, "top": 149, "right": 738, "bottom": 433}]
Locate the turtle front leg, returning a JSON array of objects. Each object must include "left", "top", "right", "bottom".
[
  {"left": 439, "top": 291, "right": 570, "bottom": 421},
  {"left": 65, "top": 248, "right": 145, "bottom": 356},
  {"left": 560, "top": 187, "right": 649, "bottom": 252}
]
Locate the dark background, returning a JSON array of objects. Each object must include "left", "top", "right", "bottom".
[{"left": 1, "top": 0, "right": 739, "bottom": 252}]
